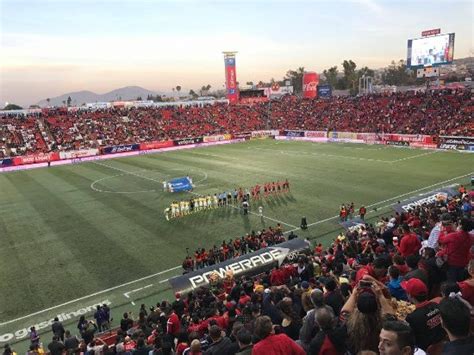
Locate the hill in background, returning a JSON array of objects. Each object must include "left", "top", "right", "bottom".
[{"left": 36, "top": 86, "right": 162, "bottom": 107}]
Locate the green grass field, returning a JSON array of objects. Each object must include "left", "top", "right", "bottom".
[{"left": 0, "top": 139, "right": 473, "bottom": 349}]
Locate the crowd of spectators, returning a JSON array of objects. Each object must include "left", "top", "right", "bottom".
[
  {"left": 182, "top": 225, "right": 286, "bottom": 272},
  {"left": 0, "top": 89, "right": 472, "bottom": 157},
  {"left": 7, "top": 187, "right": 472, "bottom": 355}
]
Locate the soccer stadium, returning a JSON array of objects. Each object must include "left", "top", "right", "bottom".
[{"left": 1, "top": 2, "right": 474, "bottom": 355}]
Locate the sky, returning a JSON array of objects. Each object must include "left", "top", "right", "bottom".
[{"left": 1, "top": 0, "right": 473, "bottom": 106}]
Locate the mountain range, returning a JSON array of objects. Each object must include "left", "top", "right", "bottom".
[{"left": 36, "top": 86, "right": 165, "bottom": 107}]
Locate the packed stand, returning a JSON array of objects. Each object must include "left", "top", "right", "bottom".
[
  {"left": 1, "top": 89, "right": 472, "bottom": 157},
  {"left": 266, "top": 89, "right": 473, "bottom": 136}
]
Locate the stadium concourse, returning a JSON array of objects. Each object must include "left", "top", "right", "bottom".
[
  {"left": 1, "top": 90, "right": 473, "bottom": 355},
  {"left": 0, "top": 89, "right": 473, "bottom": 158}
]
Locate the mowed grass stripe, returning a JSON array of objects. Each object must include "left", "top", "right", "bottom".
[
  {"left": 1, "top": 171, "right": 107, "bottom": 318},
  {"left": 0, "top": 174, "right": 71, "bottom": 319}
]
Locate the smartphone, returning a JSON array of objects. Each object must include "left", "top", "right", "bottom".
[{"left": 359, "top": 280, "right": 372, "bottom": 288}]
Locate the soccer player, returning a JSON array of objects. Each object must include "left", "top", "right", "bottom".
[
  {"left": 258, "top": 205, "right": 263, "bottom": 217},
  {"left": 255, "top": 184, "right": 261, "bottom": 200},
  {"left": 242, "top": 200, "right": 249, "bottom": 215},
  {"left": 164, "top": 207, "right": 171, "bottom": 221}
]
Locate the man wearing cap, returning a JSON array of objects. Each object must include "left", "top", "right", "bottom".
[{"left": 402, "top": 278, "right": 446, "bottom": 351}]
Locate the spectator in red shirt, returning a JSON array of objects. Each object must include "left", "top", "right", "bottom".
[
  {"left": 355, "top": 257, "right": 388, "bottom": 283},
  {"left": 238, "top": 291, "right": 251, "bottom": 307},
  {"left": 252, "top": 316, "right": 305, "bottom": 355},
  {"left": 397, "top": 224, "right": 421, "bottom": 258},
  {"left": 166, "top": 307, "right": 180, "bottom": 339},
  {"left": 438, "top": 218, "right": 473, "bottom": 282},
  {"left": 458, "top": 260, "right": 474, "bottom": 306}
]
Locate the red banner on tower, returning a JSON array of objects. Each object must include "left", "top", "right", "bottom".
[
  {"left": 224, "top": 55, "right": 239, "bottom": 103},
  {"left": 303, "top": 72, "right": 319, "bottom": 99}
]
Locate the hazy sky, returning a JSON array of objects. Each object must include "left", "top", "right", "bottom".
[{"left": 1, "top": 0, "right": 473, "bottom": 106}]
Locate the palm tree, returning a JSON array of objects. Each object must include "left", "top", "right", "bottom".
[{"left": 176, "top": 85, "right": 181, "bottom": 93}]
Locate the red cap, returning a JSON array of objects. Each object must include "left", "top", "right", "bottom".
[
  {"left": 401, "top": 278, "right": 428, "bottom": 297},
  {"left": 175, "top": 292, "right": 181, "bottom": 299}
]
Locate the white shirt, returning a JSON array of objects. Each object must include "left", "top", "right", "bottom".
[{"left": 427, "top": 222, "right": 441, "bottom": 250}]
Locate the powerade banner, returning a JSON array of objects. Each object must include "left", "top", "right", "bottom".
[
  {"left": 224, "top": 57, "right": 239, "bottom": 103},
  {"left": 392, "top": 187, "right": 457, "bottom": 213},
  {"left": 284, "top": 130, "right": 305, "bottom": 137},
  {"left": 102, "top": 144, "right": 140, "bottom": 154},
  {"left": 169, "top": 238, "right": 311, "bottom": 294},
  {"left": 438, "top": 136, "right": 474, "bottom": 152},
  {"left": 317, "top": 84, "right": 332, "bottom": 98},
  {"left": 168, "top": 176, "right": 193, "bottom": 192},
  {"left": 0, "top": 158, "right": 12, "bottom": 167},
  {"left": 174, "top": 137, "right": 204, "bottom": 146}
]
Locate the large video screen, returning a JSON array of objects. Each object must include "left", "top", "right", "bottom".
[{"left": 407, "top": 33, "right": 455, "bottom": 68}]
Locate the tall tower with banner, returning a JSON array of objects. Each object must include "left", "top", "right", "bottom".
[{"left": 223, "top": 51, "right": 239, "bottom": 103}]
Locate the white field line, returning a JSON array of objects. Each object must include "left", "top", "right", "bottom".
[
  {"left": 90, "top": 173, "right": 156, "bottom": 194},
  {"left": 253, "top": 146, "right": 440, "bottom": 164},
  {"left": 252, "top": 147, "right": 389, "bottom": 163},
  {"left": 123, "top": 284, "right": 154, "bottom": 298},
  {"left": 389, "top": 151, "right": 437, "bottom": 163},
  {"left": 3, "top": 162, "right": 470, "bottom": 326},
  {"left": 284, "top": 172, "right": 473, "bottom": 234},
  {"left": 0, "top": 266, "right": 181, "bottom": 326}
]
